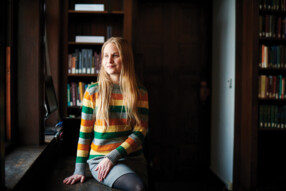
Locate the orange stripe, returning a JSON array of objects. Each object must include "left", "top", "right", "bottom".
[
  {"left": 96, "top": 118, "right": 128, "bottom": 126},
  {"left": 81, "top": 119, "right": 94, "bottom": 126},
  {"left": 91, "top": 142, "right": 122, "bottom": 152},
  {"left": 111, "top": 93, "right": 123, "bottom": 100},
  {"left": 139, "top": 94, "right": 148, "bottom": 101},
  {"left": 140, "top": 121, "right": 148, "bottom": 128},
  {"left": 84, "top": 91, "right": 97, "bottom": 101},
  {"left": 77, "top": 144, "right": 89, "bottom": 151},
  {"left": 95, "top": 119, "right": 106, "bottom": 126},
  {"left": 126, "top": 137, "right": 138, "bottom": 150}
]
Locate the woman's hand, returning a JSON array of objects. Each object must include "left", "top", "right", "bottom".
[
  {"left": 63, "top": 174, "right": 85, "bottom": 185},
  {"left": 95, "top": 157, "right": 113, "bottom": 182}
]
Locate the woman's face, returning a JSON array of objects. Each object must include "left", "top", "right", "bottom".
[{"left": 102, "top": 43, "right": 122, "bottom": 77}]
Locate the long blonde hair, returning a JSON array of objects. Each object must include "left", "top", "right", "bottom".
[{"left": 96, "top": 37, "right": 140, "bottom": 126}]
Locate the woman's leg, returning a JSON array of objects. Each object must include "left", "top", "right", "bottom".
[{"left": 113, "top": 173, "right": 145, "bottom": 191}]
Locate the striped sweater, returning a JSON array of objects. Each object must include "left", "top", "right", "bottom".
[{"left": 74, "top": 82, "right": 149, "bottom": 176}]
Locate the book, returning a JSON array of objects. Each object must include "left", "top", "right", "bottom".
[
  {"left": 67, "top": 83, "right": 71, "bottom": 106},
  {"left": 259, "top": 105, "right": 264, "bottom": 128},
  {"left": 74, "top": 4, "right": 104, "bottom": 11},
  {"left": 6, "top": 46, "right": 11, "bottom": 141},
  {"left": 87, "top": 49, "right": 93, "bottom": 74},
  {"left": 259, "top": 75, "right": 267, "bottom": 98},
  {"left": 107, "top": 26, "right": 112, "bottom": 40},
  {"left": 75, "top": 35, "right": 105, "bottom": 43},
  {"left": 68, "top": 54, "right": 72, "bottom": 74}
]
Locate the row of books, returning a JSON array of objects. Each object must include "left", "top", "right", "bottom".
[
  {"left": 68, "top": 49, "right": 101, "bottom": 74},
  {"left": 259, "top": 45, "right": 286, "bottom": 68},
  {"left": 259, "top": 105, "right": 286, "bottom": 129},
  {"left": 258, "top": 75, "right": 286, "bottom": 99},
  {"left": 259, "top": 0, "right": 286, "bottom": 11},
  {"left": 67, "top": 82, "right": 94, "bottom": 107},
  {"left": 259, "top": 15, "right": 286, "bottom": 38}
]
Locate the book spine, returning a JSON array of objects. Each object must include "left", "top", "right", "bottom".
[
  {"left": 271, "top": 105, "right": 275, "bottom": 128},
  {"left": 6, "top": 47, "right": 11, "bottom": 140},
  {"left": 71, "top": 82, "right": 76, "bottom": 106},
  {"left": 259, "top": 75, "right": 267, "bottom": 98},
  {"left": 67, "top": 83, "right": 71, "bottom": 106},
  {"left": 82, "top": 49, "right": 86, "bottom": 74},
  {"left": 68, "top": 54, "right": 72, "bottom": 74}
]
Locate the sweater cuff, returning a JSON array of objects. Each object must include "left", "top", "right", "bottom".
[
  {"left": 106, "top": 149, "right": 122, "bottom": 164},
  {"left": 74, "top": 163, "right": 86, "bottom": 176}
]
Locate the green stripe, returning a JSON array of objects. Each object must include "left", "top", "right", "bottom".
[
  {"left": 96, "top": 106, "right": 149, "bottom": 115},
  {"left": 109, "top": 106, "right": 149, "bottom": 115},
  {"left": 138, "top": 107, "right": 148, "bottom": 115},
  {"left": 109, "top": 106, "right": 125, "bottom": 112},
  {"left": 89, "top": 155, "right": 104, "bottom": 159},
  {"left": 116, "top": 146, "right": 127, "bottom": 156},
  {"left": 79, "top": 132, "right": 93, "bottom": 139},
  {"left": 88, "top": 83, "right": 98, "bottom": 88},
  {"left": 138, "top": 86, "right": 147, "bottom": 91},
  {"left": 76, "top": 156, "right": 88, "bottom": 163},
  {"left": 82, "top": 106, "right": 93, "bottom": 114},
  {"left": 133, "top": 131, "right": 145, "bottom": 143},
  {"left": 94, "top": 130, "right": 131, "bottom": 139}
]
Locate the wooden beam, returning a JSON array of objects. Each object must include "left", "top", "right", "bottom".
[
  {"left": 17, "top": 0, "right": 45, "bottom": 145},
  {"left": 0, "top": 0, "right": 7, "bottom": 188},
  {"left": 234, "top": 0, "right": 258, "bottom": 190},
  {"left": 123, "top": 0, "right": 133, "bottom": 44}
]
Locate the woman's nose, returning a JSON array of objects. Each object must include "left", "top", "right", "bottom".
[{"left": 108, "top": 56, "right": 113, "bottom": 63}]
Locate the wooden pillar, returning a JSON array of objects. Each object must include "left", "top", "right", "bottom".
[
  {"left": 123, "top": 0, "right": 134, "bottom": 44},
  {"left": 234, "top": 0, "right": 258, "bottom": 190},
  {"left": 17, "top": 0, "right": 45, "bottom": 145},
  {"left": 45, "top": 0, "right": 61, "bottom": 126},
  {"left": 0, "top": 0, "right": 6, "bottom": 188}
]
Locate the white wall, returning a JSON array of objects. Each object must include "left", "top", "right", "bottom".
[{"left": 211, "top": 0, "right": 235, "bottom": 190}]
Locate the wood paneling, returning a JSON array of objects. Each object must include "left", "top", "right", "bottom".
[
  {"left": 17, "top": 0, "right": 45, "bottom": 145},
  {"left": 234, "top": 0, "right": 258, "bottom": 190},
  {"left": 0, "top": 0, "right": 7, "bottom": 188},
  {"left": 134, "top": 1, "right": 211, "bottom": 180},
  {"left": 45, "top": 0, "right": 61, "bottom": 125}
]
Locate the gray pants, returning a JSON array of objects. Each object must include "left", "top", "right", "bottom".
[{"left": 87, "top": 154, "right": 148, "bottom": 187}]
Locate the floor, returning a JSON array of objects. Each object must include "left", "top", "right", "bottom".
[{"left": 42, "top": 155, "right": 226, "bottom": 191}]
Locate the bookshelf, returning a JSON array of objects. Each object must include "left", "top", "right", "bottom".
[
  {"left": 257, "top": 0, "right": 286, "bottom": 189},
  {"left": 61, "top": 0, "right": 133, "bottom": 119}
]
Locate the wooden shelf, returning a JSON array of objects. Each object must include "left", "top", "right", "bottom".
[
  {"left": 61, "top": 0, "right": 133, "bottom": 118},
  {"left": 259, "top": 37, "right": 286, "bottom": 44},
  {"left": 68, "top": 10, "right": 108, "bottom": 14},
  {"left": 68, "top": 74, "right": 97, "bottom": 77},
  {"left": 259, "top": 128, "right": 286, "bottom": 131},
  {"left": 259, "top": 9, "right": 286, "bottom": 15},
  {"left": 259, "top": 98, "right": 286, "bottom": 104},
  {"left": 68, "top": 42, "right": 104, "bottom": 46},
  {"left": 256, "top": 2, "right": 286, "bottom": 189},
  {"left": 68, "top": 10, "right": 124, "bottom": 15}
]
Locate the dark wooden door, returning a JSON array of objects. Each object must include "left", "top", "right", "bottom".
[{"left": 134, "top": 1, "right": 211, "bottom": 181}]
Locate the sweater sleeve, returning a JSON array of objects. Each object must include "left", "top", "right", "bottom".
[
  {"left": 106, "top": 89, "right": 149, "bottom": 164},
  {"left": 74, "top": 86, "right": 96, "bottom": 176}
]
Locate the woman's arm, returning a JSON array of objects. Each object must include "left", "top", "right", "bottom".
[
  {"left": 106, "top": 89, "right": 149, "bottom": 164},
  {"left": 63, "top": 84, "right": 97, "bottom": 184}
]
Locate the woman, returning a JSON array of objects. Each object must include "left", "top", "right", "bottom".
[{"left": 63, "top": 37, "right": 149, "bottom": 191}]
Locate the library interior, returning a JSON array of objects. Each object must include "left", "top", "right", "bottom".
[{"left": 1, "top": 0, "right": 286, "bottom": 191}]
